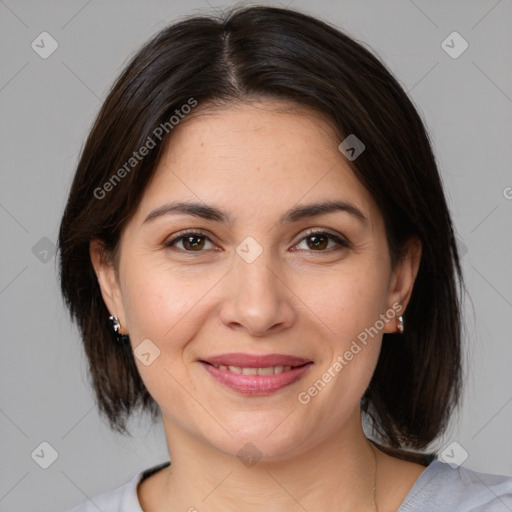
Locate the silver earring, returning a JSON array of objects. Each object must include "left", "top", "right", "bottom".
[
  {"left": 108, "top": 315, "right": 129, "bottom": 343},
  {"left": 397, "top": 315, "right": 404, "bottom": 334}
]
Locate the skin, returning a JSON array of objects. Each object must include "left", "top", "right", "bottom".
[{"left": 90, "top": 101, "right": 425, "bottom": 512}]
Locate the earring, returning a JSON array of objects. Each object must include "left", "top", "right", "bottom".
[
  {"left": 108, "top": 315, "right": 130, "bottom": 343},
  {"left": 397, "top": 315, "right": 404, "bottom": 334}
]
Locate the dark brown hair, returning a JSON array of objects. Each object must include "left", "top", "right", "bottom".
[{"left": 58, "top": 5, "right": 466, "bottom": 462}]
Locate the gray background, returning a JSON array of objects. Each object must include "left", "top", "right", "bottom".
[{"left": 0, "top": 0, "right": 511, "bottom": 510}]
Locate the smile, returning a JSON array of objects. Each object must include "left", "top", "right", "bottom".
[
  {"left": 200, "top": 360, "right": 313, "bottom": 395},
  {"left": 208, "top": 363, "right": 298, "bottom": 375}
]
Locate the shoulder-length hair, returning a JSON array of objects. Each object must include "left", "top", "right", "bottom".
[{"left": 58, "top": 5, "right": 465, "bottom": 462}]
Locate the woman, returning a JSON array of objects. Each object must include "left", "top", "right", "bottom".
[{"left": 60, "top": 5, "right": 512, "bottom": 511}]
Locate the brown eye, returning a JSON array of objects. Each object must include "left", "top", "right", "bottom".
[
  {"left": 306, "top": 233, "right": 329, "bottom": 250},
  {"left": 165, "top": 231, "right": 213, "bottom": 252},
  {"left": 294, "top": 230, "right": 350, "bottom": 252}
]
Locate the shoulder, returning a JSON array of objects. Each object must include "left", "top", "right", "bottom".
[
  {"left": 399, "top": 460, "right": 512, "bottom": 512},
  {"left": 64, "top": 461, "right": 170, "bottom": 512}
]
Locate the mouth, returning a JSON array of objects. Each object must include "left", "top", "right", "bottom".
[
  {"left": 198, "top": 353, "right": 314, "bottom": 395},
  {"left": 201, "top": 361, "right": 310, "bottom": 375}
]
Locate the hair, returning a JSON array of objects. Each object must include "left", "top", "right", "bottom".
[{"left": 58, "top": 4, "right": 466, "bottom": 463}]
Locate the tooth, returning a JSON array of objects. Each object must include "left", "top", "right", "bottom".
[{"left": 219, "top": 365, "right": 298, "bottom": 375}]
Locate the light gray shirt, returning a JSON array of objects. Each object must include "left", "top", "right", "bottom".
[{"left": 66, "top": 459, "right": 512, "bottom": 511}]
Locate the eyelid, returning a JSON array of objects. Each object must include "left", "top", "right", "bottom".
[
  {"left": 298, "top": 227, "right": 350, "bottom": 245},
  {"left": 164, "top": 228, "right": 215, "bottom": 248}
]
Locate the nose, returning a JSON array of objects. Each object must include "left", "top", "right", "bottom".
[{"left": 218, "top": 246, "right": 297, "bottom": 338}]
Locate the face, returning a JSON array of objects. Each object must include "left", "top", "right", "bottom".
[{"left": 91, "top": 101, "right": 420, "bottom": 461}]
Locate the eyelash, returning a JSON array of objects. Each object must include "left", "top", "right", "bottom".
[{"left": 164, "top": 228, "right": 351, "bottom": 254}]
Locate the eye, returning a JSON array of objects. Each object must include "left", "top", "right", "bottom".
[
  {"left": 293, "top": 229, "right": 351, "bottom": 252},
  {"left": 164, "top": 229, "right": 351, "bottom": 253},
  {"left": 164, "top": 230, "right": 215, "bottom": 252}
]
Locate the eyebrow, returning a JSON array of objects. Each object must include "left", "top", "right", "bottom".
[{"left": 142, "top": 200, "right": 368, "bottom": 226}]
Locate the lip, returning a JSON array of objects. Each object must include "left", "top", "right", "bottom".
[
  {"left": 200, "top": 362, "right": 313, "bottom": 395},
  {"left": 201, "top": 353, "right": 312, "bottom": 368}
]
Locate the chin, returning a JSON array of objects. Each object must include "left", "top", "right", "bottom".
[{"left": 199, "top": 420, "right": 313, "bottom": 463}]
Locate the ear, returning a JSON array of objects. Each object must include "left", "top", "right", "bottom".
[
  {"left": 383, "top": 236, "right": 422, "bottom": 333},
  {"left": 89, "top": 239, "right": 128, "bottom": 332}
]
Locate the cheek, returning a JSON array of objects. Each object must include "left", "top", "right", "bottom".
[
  {"left": 120, "top": 269, "right": 210, "bottom": 424},
  {"left": 294, "top": 259, "right": 388, "bottom": 406},
  {"left": 297, "top": 304, "right": 383, "bottom": 434},
  {"left": 301, "top": 257, "right": 390, "bottom": 343},
  {"left": 119, "top": 260, "right": 221, "bottom": 393},
  {"left": 120, "top": 258, "right": 211, "bottom": 345}
]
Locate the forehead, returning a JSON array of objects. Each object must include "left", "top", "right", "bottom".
[{"left": 134, "top": 102, "right": 379, "bottom": 230}]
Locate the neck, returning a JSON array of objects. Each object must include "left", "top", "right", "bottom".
[{"left": 157, "top": 409, "right": 378, "bottom": 512}]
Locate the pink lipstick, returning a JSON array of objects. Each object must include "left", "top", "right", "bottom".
[{"left": 199, "top": 353, "right": 313, "bottom": 395}]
